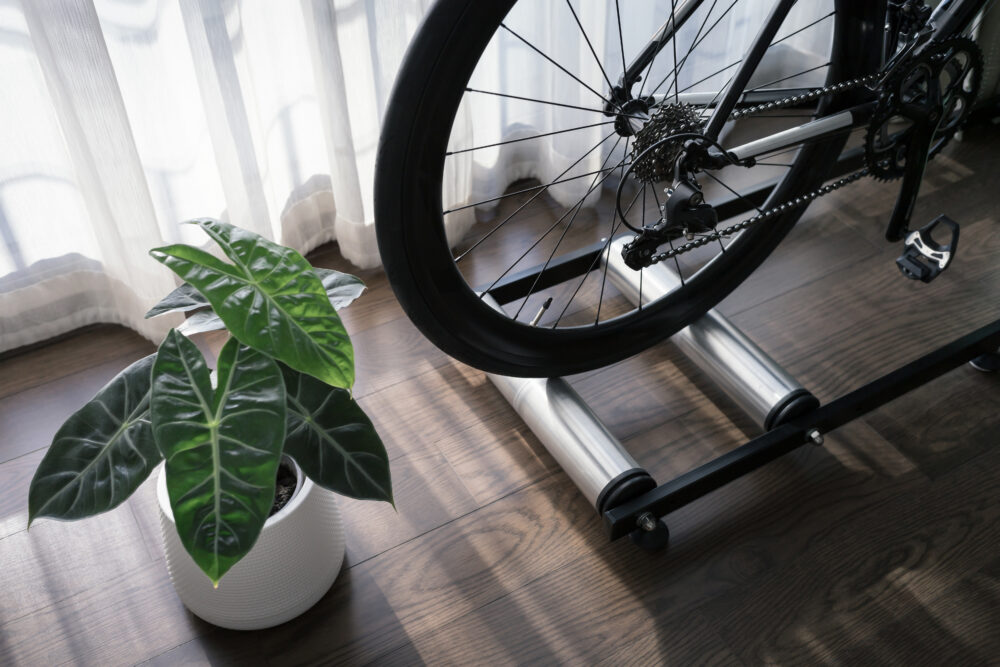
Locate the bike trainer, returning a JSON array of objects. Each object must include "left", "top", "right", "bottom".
[{"left": 483, "top": 235, "right": 1000, "bottom": 550}]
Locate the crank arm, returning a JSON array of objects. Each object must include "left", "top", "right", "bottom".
[{"left": 884, "top": 126, "right": 935, "bottom": 242}]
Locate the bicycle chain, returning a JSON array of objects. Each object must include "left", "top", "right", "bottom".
[{"left": 642, "top": 73, "right": 880, "bottom": 266}]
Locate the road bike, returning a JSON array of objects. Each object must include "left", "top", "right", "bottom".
[{"left": 374, "top": 0, "right": 994, "bottom": 377}]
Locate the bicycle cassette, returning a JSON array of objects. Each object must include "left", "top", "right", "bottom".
[
  {"left": 865, "top": 36, "right": 982, "bottom": 182},
  {"left": 630, "top": 103, "right": 705, "bottom": 183}
]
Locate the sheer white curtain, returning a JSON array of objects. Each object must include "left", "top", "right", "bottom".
[
  {"left": 0, "top": 0, "right": 828, "bottom": 353},
  {"left": 0, "top": 0, "right": 429, "bottom": 353}
]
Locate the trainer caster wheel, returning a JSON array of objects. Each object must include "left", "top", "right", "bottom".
[{"left": 629, "top": 513, "right": 670, "bottom": 552}]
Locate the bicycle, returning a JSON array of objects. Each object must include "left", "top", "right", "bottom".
[{"left": 374, "top": 0, "right": 993, "bottom": 378}]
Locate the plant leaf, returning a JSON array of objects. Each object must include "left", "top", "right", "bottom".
[
  {"left": 281, "top": 365, "right": 393, "bottom": 504},
  {"left": 150, "top": 219, "right": 354, "bottom": 388},
  {"left": 145, "top": 267, "right": 363, "bottom": 319},
  {"left": 316, "top": 268, "right": 365, "bottom": 310},
  {"left": 28, "top": 354, "right": 160, "bottom": 526},
  {"left": 144, "top": 282, "right": 208, "bottom": 318},
  {"left": 151, "top": 331, "right": 286, "bottom": 585},
  {"left": 177, "top": 310, "right": 226, "bottom": 335}
]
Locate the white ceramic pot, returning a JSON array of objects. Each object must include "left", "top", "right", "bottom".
[{"left": 156, "top": 459, "right": 345, "bottom": 630}]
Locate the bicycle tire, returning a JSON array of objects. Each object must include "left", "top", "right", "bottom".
[{"left": 375, "top": 0, "right": 885, "bottom": 377}]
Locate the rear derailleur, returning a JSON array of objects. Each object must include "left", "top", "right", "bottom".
[{"left": 621, "top": 178, "right": 717, "bottom": 271}]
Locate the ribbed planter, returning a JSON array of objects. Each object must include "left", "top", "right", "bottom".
[{"left": 156, "top": 459, "right": 345, "bottom": 630}]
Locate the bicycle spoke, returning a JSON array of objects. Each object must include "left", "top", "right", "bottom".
[
  {"left": 465, "top": 88, "right": 643, "bottom": 119},
  {"left": 500, "top": 22, "right": 617, "bottom": 110},
  {"left": 657, "top": 7, "right": 834, "bottom": 102},
  {"left": 743, "top": 62, "right": 830, "bottom": 94},
  {"left": 639, "top": 0, "right": 719, "bottom": 99},
  {"left": 701, "top": 170, "right": 764, "bottom": 213},
  {"left": 677, "top": 60, "right": 742, "bottom": 96},
  {"left": 615, "top": 0, "right": 627, "bottom": 81},
  {"left": 454, "top": 129, "right": 617, "bottom": 261},
  {"left": 482, "top": 149, "right": 630, "bottom": 303},
  {"left": 649, "top": 0, "right": 740, "bottom": 98},
  {"left": 670, "top": 0, "right": 681, "bottom": 103},
  {"left": 596, "top": 136, "right": 633, "bottom": 323},
  {"left": 640, "top": 0, "right": 719, "bottom": 101},
  {"left": 551, "top": 186, "right": 643, "bottom": 327},
  {"left": 445, "top": 160, "right": 633, "bottom": 214},
  {"left": 639, "top": 184, "right": 647, "bottom": 310},
  {"left": 704, "top": 71, "right": 737, "bottom": 111},
  {"left": 446, "top": 121, "right": 614, "bottom": 155},
  {"left": 564, "top": 0, "right": 616, "bottom": 95},
  {"left": 441, "top": 1, "right": 850, "bottom": 338},
  {"left": 771, "top": 10, "right": 835, "bottom": 47},
  {"left": 511, "top": 137, "right": 626, "bottom": 318}
]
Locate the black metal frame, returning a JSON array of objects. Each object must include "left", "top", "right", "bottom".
[
  {"left": 489, "top": 241, "right": 1000, "bottom": 543},
  {"left": 602, "top": 318, "right": 1000, "bottom": 539},
  {"left": 484, "top": 137, "right": 998, "bottom": 545}
]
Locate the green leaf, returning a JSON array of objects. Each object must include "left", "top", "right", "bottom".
[
  {"left": 145, "top": 267, "right": 364, "bottom": 319},
  {"left": 144, "top": 282, "right": 207, "bottom": 318},
  {"left": 150, "top": 220, "right": 354, "bottom": 389},
  {"left": 317, "top": 268, "right": 365, "bottom": 310},
  {"left": 151, "top": 331, "right": 286, "bottom": 586},
  {"left": 177, "top": 310, "right": 226, "bottom": 335},
  {"left": 28, "top": 354, "right": 160, "bottom": 526},
  {"left": 281, "top": 365, "right": 393, "bottom": 504}
]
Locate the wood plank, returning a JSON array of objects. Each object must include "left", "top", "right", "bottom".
[
  {"left": 698, "top": 447, "right": 1000, "bottom": 666},
  {"left": 308, "top": 242, "right": 408, "bottom": 334},
  {"left": 863, "top": 364, "right": 1000, "bottom": 479},
  {"left": 0, "top": 353, "right": 152, "bottom": 465},
  {"left": 349, "top": 409, "right": 928, "bottom": 664},
  {"left": 350, "top": 314, "right": 451, "bottom": 399},
  {"left": 726, "top": 210, "right": 1000, "bottom": 402},
  {"left": 338, "top": 447, "right": 479, "bottom": 565},
  {"left": 0, "top": 325, "right": 154, "bottom": 400},
  {"left": 0, "top": 503, "right": 153, "bottom": 626},
  {"left": 434, "top": 402, "right": 558, "bottom": 507},
  {"left": 0, "top": 560, "right": 203, "bottom": 666},
  {"left": 356, "top": 360, "right": 512, "bottom": 461},
  {"left": 0, "top": 449, "right": 46, "bottom": 540},
  {"left": 242, "top": 567, "right": 410, "bottom": 666}
]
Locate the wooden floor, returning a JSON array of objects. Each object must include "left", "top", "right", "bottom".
[{"left": 2, "top": 125, "right": 999, "bottom": 666}]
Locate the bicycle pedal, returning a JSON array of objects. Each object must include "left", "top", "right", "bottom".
[{"left": 895, "top": 215, "right": 959, "bottom": 283}]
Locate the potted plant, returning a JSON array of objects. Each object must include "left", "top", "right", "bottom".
[{"left": 27, "top": 219, "right": 392, "bottom": 630}]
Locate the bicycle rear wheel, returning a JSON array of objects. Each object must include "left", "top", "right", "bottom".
[{"left": 375, "top": 0, "right": 883, "bottom": 377}]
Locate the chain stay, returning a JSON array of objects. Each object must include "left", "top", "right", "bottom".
[
  {"left": 647, "top": 169, "right": 868, "bottom": 264},
  {"left": 641, "top": 73, "right": 879, "bottom": 265}
]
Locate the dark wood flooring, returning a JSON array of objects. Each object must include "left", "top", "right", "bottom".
[{"left": 2, "top": 125, "right": 999, "bottom": 666}]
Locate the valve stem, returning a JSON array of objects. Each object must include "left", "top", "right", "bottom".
[{"left": 530, "top": 297, "right": 553, "bottom": 326}]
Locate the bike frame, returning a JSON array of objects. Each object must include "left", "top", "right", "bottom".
[{"left": 621, "top": 0, "right": 987, "bottom": 166}]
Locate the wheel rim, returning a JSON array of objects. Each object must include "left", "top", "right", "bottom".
[
  {"left": 376, "top": 0, "right": 880, "bottom": 374},
  {"left": 440, "top": 1, "right": 840, "bottom": 329}
]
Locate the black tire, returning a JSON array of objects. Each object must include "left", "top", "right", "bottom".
[{"left": 375, "top": 0, "right": 884, "bottom": 377}]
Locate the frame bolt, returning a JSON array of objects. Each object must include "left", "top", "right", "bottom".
[
  {"left": 806, "top": 428, "right": 824, "bottom": 446},
  {"left": 636, "top": 512, "right": 658, "bottom": 532}
]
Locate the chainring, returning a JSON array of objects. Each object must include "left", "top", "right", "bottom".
[{"left": 865, "top": 36, "right": 983, "bottom": 181}]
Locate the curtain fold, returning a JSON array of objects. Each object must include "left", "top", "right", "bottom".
[{"left": 0, "top": 0, "right": 829, "bottom": 353}]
